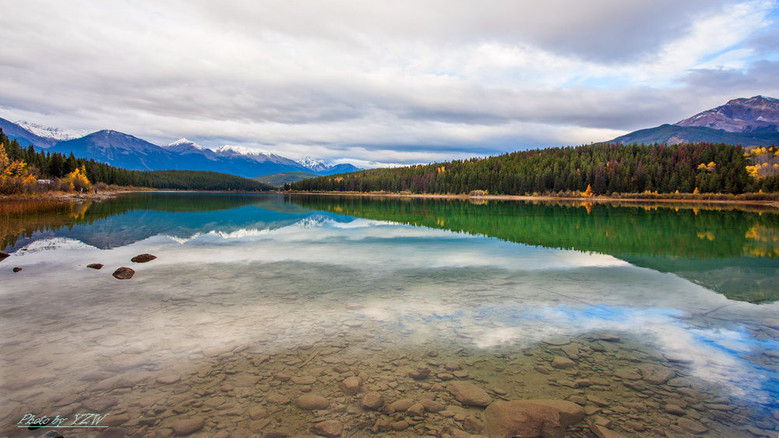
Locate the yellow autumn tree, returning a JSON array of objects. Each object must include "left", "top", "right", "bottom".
[
  {"left": 582, "top": 184, "right": 594, "bottom": 197},
  {"left": 0, "top": 143, "right": 37, "bottom": 194},
  {"left": 63, "top": 166, "right": 92, "bottom": 192}
]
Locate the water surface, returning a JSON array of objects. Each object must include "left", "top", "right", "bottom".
[{"left": 1, "top": 193, "right": 777, "bottom": 437}]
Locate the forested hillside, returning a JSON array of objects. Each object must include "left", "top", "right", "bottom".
[
  {"left": 290, "top": 143, "right": 779, "bottom": 195},
  {"left": 1, "top": 129, "right": 273, "bottom": 193}
]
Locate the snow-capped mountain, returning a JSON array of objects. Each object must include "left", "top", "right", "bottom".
[
  {"left": 299, "top": 157, "right": 361, "bottom": 175},
  {"left": 165, "top": 138, "right": 208, "bottom": 152},
  {"left": 0, "top": 117, "right": 362, "bottom": 177},
  {"left": 15, "top": 120, "right": 91, "bottom": 141},
  {"left": 0, "top": 117, "right": 58, "bottom": 148},
  {"left": 214, "top": 145, "right": 304, "bottom": 167},
  {"left": 299, "top": 157, "right": 330, "bottom": 173},
  {"left": 163, "top": 138, "right": 220, "bottom": 161}
]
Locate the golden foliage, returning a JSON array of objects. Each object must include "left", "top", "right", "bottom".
[
  {"left": 697, "top": 161, "right": 716, "bottom": 172},
  {"left": 63, "top": 166, "right": 92, "bottom": 192},
  {"left": 582, "top": 184, "right": 594, "bottom": 197},
  {"left": 745, "top": 146, "right": 779, "bottom": 179},
  {"left": 0, "top": 143, "right": 38, "bottom": 194},
  {"left": 0, "top": 143, "right": 8, "bottom": 169}
]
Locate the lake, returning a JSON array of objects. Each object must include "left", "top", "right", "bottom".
[{"left": 1, "top": 192, "right": 777, "bottom": 437}]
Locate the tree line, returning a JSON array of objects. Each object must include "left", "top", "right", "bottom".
[
  {"left": 1, "top": 129, "right": 273, "bottom": 193},
  {"left": 289, "top": 143, "right": 779, "bottom": 195}
]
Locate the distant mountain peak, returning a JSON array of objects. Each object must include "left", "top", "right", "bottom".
[
  {"left": 675, "top": 95, "right": 779, "bottom": 133},
  {"left": 214, "top": 145, "right": 305, "bottom": 168},
  {"left": 215, "top": 144, "right": 272, "bottom": 156},
  {"left": 14, "top": 120, "right": 90, "bottom": 141},
  {"left": 300, "top": 156, "right": 329, "bottom": 172},
  {"left": 725, "top": 95, "right": 777, "bottom": 106},
  {"left": 608, "top": 95, "right": 779, "bottom": 146},
  {"left": 165, "top": 138, "right": 207, "bottom": 151}
]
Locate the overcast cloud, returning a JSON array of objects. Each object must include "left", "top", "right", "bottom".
[{"left": 1, "top": 0, "right": 777, "bottom": 167}]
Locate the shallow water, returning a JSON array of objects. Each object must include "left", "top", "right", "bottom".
[{"left": 0, "top": 193, "right": 777, "bottom": 437}]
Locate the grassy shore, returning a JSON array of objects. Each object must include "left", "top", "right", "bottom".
[
  {"left": 286, "top": 190, "right": 779, "bottom": 209},
  {"left": 0, "top": 186, "right": 151, "bottom": 203}
]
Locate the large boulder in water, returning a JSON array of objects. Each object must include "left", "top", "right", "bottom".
[
  {"left": 131, "top": 254, "right": 156, "bottom": 263},
  {"left": 0, "top": 251, "right": 9, "bottom": 262},
  {"left": 484, "top": 399, "right": 583, "bottom": 438},
  {"left": 112, "top": 267, "right": 135, "bottom": 280}
]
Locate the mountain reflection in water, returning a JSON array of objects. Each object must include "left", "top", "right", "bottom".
[{"left": 3, "top": 192, "right": 778, "bottom": 303}]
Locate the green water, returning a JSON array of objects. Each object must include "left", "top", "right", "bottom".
[{"left": 292, "top": 195, "right": 779, "bottom": 303}]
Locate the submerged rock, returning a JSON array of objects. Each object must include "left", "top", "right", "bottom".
[
  {"left": 361, "top": 391, "right": 384, "bottom": 410},
  {"left": 446, "top": 381, "right": 492, "bottom": 407},
  {"left": 591, "top": 423, "right": 628, "bottom": 438},
  {"left": 408, "top": 367, "right": 431, "bottom": 380},
  {"left": 678, "top": 418, "right": 708, "bottom": 434},
  {"left": 529, "top": 399, "right": 585, "bottom": 425},
  {"left": 388, "top": 398, "right": 414, "bottom": 413},
  {"left": 12, "top": 267, "right": 22, "bottom": 272},
  {"left": 249, "top": 407, "right": 268, "bottom": 420},
  {"left": 484, "top": 399, "right": 583, "bottom": 438},
  {"left": 420, "top": 398, "right": 445, "bottom": 413},
  {"left": 312, "top": 420, "right": 343, "bottom": 438},
  {"left": 296, "top": 394, "right": 329, "bottom": 410},
  {"left": 341, "top": 376, "right": 362, "bottom": 395},
  {"left": 552, "top": 356, "right": 575, "bottom": 369},
  {"left": 614, "top": 368, "right": 641, "bottom": 380},
  {"left": 156, "top": 375, "right": 181, "bottom": 385},
  {"left": 87, "top": 263, "right": 104, "bottom": 270},
  {"left": 291, "top": 375, "right": 316, "bottom": 385},
  {"left": 543, "top": 337, "right": 571, "bottom": 346},
  {"left": 131, "top": 253, "right": 157, "bottom": 263},
  {"left": 390, "top": 420, "right": 409, "bottom": 431},
  {"left": 407, "top": 402, "right": 425, "bottom": 416},
  {"left": 171, "top": 417, "right": 204, "bottom": 436},
  {"left": 112, "top": 267, "right": 135, "bottom": 280},
  {"left": 638, "top": 364, "right": 675, "bottom": 384}
]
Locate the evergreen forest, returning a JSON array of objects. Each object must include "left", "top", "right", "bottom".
[{"left": 290, "top": 143, "right": 779, "bottom": 195}]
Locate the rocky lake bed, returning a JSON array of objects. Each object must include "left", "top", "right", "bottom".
[{"left": 2, "top": 312, "right": 777, "bottom": 437}]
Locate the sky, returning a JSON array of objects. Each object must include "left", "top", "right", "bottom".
[{"left": 1, "top": 0, "right": 778, "bottom": 168}]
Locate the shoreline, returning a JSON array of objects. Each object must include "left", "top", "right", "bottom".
[
  {"left": 0, "top": 190, "right": 126, "bottom": 203},
  {"left": 286, "top": 190, "right": 779, "bottom": 209},
  {"left": 4, "top": 189, "right": 778, "bottom": 210}
]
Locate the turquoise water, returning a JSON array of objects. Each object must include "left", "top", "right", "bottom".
[{"left": 0, "top": 193, "right": 777, "bottom": 436}]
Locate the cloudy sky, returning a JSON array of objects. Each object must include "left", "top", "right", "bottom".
[{"left": 1, "top": 0, "right": 778, "bottom": 167}]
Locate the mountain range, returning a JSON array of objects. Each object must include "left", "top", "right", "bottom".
[
  {"left": 610, "top": 95, "right": 779, "bottom": 145},
  {"left": 2, "top": 95, "right": 776, "bottom": 179},
  {"left": 0, "top": 118, "right": 360, "bottom": 178}
]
